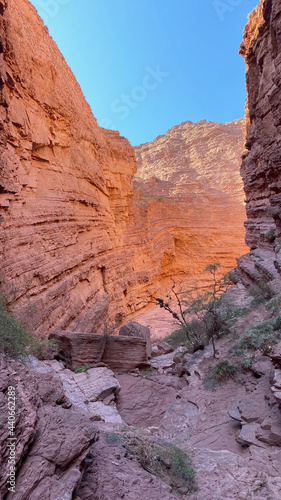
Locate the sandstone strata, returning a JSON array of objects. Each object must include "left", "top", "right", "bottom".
[
  {"left": 50, "top": 330, "right": 149, "bottom": 373},
  {"left": 134, "top": 119, "right": 248, "bottom": 288},
  {"left": 237, "top": 0, "right": 281, "bottom": 286},
  {"left": 0, "top": 0, "right": 248, "bottom": 338}
]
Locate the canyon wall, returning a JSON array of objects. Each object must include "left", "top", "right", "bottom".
[
  {"left": 0, "top": 0, "right": 247, "bottom": 338},
  {"left": 133, "top": 119, "right": 248, "bottom": 290},
  {"left": 237, "top": 0, "right": 281, "bottom": 290},
  {"left": 0, "top": 0, "right": 140, "bottom": 336}
]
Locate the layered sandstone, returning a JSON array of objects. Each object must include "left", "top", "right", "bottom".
[
  {"left": 134, "top": 119, "right": 248, "bottom": 287},
  {"left": 0, "top": 0, "right": 247, "bottom": 338},
  {"left": 236, "top": 0, "right": 281, "bottom": 290},
  {"left": 0, "top": 0, "right": 140, "bottom": 336},
  {"left": 239, "top": 0, "right": 280, "bottom": 251}
]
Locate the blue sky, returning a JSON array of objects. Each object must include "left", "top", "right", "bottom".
[{"left": 29, "top": 0, "right": 259, "bottom": 146}]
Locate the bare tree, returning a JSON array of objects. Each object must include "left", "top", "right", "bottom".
[{"left": 137, "top": 263, "right": 232, "bottom": 357}]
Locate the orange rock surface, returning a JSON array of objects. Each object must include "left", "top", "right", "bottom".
[
  {"left": 133, "top": 119, "right": 248, "bottom": 288},
  {"left": 0, "top": 0, "right": 248, "bottom": 337},
  {"left": 0, "top": 0, "right": 138, "bottom": 335}
]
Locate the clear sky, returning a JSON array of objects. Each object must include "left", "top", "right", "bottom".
[{"left": 29, "top": 0, "right": 259, "bottom": 146}]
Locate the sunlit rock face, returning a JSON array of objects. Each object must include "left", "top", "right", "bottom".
[
  {"left": 0, "top": 0, "right": 139, "bottom": 335},
  {"left": 133, "top": 119, "right": 248, "bottom": 289},
  {"left": 0, "top": 0, "right": 247, "bottom": 337}
]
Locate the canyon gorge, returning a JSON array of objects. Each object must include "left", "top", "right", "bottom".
[
  {"left": 0, "top": 0, "right": 247, "bottom": 338},
  {"left": 1, "top": 0, "right": 281, "bottom": 499}
]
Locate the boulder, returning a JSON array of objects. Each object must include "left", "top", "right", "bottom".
[
  {"left": 151, "top": 341, "right": 174, "bottom": 357},
  {"left": 50, "top": 330, "right": 148, "bottom": 373},
  {"left": 150, "top": 352, "right": 176, "bottom": 372},
  {"left": 119, "top": 321, "right": 152, "bottom": 358},
  {"left": 0, "top": 355, "right": 96, "bottom": 499},
  {"left": 116, "top": 374, "right": 176, "bottom": 427}
]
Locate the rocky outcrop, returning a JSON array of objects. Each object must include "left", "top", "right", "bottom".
[
  {"left": 119, "top": 321, "right": 152, "bottom": 358},
  {"left": 270, "top": 341, "right": 281, "bottom": 410},
  {"left": 238, "top": 0, "right": 281, "bottom": 262},
  {"left": 50, "top": 330, "right": 149, "bottom": 373},
  {"left": 30, "top": 358, "right": 124, "bottom": 424},
  {"left": 0, "top": 354, "right": 97, "bottom": 499},
  {"left": 134, "top": 119, "right": 248, "bottom": 287}
]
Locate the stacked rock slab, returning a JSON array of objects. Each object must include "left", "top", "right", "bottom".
[
  {"left": 119, "top": 320, "right": 152, "bottom": 358},
  {"left": 50, "top": 330, "right": 149, "bottom": 373}
]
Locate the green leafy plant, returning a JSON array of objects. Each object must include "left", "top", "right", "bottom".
[
  {"left": 124, "top": 438, "right": 195, "bottom": 494},
  {"left": 74, "top": 363, "right": 96, "bottom": 373},
  {"left": 140, "top": 367, "right": 155, "bottom": 379},
  {"left": 164, "top": 327, "right": 189, "bottom": 349},
  {"left": 248, "top": 280, "right": 274, "bottom": 306},
  {"left": 212, "top": 358, "right": 237, "bottom": 381},
  {"left": 266, "top": 294, "right": 281, "bottom": 313},
  {"left": 237, "top": 316, "right": 281, "bottom": 353},
  {"left": 0, "top": 300, "right": 38, "bottom": 361},
  {"left": 264, "top": 227, "right": 275, "bottom": 243},
  {"left": 138, "top": 262, "right": 233, "bottom": 357},
  {"left": 104, "top": 432, "right": 121, "bottom": 442}
]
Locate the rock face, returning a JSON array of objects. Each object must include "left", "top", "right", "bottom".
[
  {"left": 119, "top": 321, "right": 152, "bottom": 358},
  {"left": 239, "top": 0, "right": 280, "bottom": 252},
  {"left": 134, "top": 119, "right": 248, "bottom": 288},
  {"left": 0, "top": 354, "right": 97, "bottom": 499},
  {"left": 0, "top": 0, "right": 141, "bottom": 336},
  {"left": 50, "top": 330, "right": 149, "bottom": 373},
  {"left": 0, "top": 0, "right": 248, "bottom": 338},
  {"left": 235, "top": 0, "right": 281, "bottom": 298}
]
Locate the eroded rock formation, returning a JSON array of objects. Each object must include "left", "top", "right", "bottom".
[
  {"left": 237, "top": 0, "right": 281, "bottom": 289},
  {"left": 0, "top": 0, "right": 248, "bottom": 338},
  {"left": 134, "top": 119, "right": 248, "bottom": 287},
  {"left": 0, "top": 0, "right": 141, "bottom": 336},
  {"left": 50, "top": 329, "right": 150, "bottom": 373},
  {"left": 0, "top": 355, "right": 97, "bottom": 499}
]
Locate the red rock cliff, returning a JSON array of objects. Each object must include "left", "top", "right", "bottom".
[
  {"left": 133, "top": 120, "right": 248, "bottom": 289},
  {"left": 0, "top": 0, "right": 248, "bottom": 337},
  {"left": 0, "top": 0, "right": 139, "bottom": 335},
  {"left": 236, "top": 0, "right": 281, "bottom": 290},
  {"left": 239, "top": 0, "right": 280, "bottom": 250}
]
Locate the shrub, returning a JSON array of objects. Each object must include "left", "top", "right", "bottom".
[
  {"left": 0, "top": 301, "right": 38, "bottom": 361},
  {"left": 139, "top": 262, "right": 233, "bottom": 357},
  {"left": 266, "top": 294, "right": 281, "bottom": 313},
  {"left": 213, "top": 359, "right": 237, "bottom": 381},
  {"left": 164, "top": 327, "right": 190, "bottom": 349},
  {"left": 124, "top": 438, "right": 195, "bottom": 494},
  {"left": 238, "top": 317, "right": 281, "bottom": 353},
  {"left": 104, "top": 432, "right": 121, "bottom": 442},
  {"left": 249, "top": 280, "right": 274, "bottom": 305},
  {"left": 163, "top": 322, "right": 207, "bottom": 351},
  {"left": 74, "top": 363, "right": 95, "bottom": 373},
  {"left": 264, "top": 227, "right": 275, "bottom": 243}
]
